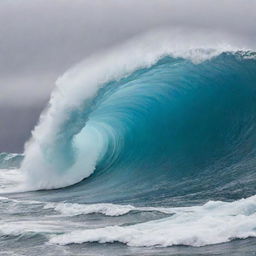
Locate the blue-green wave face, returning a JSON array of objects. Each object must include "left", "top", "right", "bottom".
[{"left": 18, "top": 50, "right": 256, "bottom": 204}]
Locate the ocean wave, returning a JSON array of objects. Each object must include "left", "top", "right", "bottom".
[
  {"left": 50, "top": 195, "right": 256, "bottom": 247},
  {"left": 19, "top": 30, "right": 255, "bottom": 192},
  {"left": 44, "top": 202, "right": 179, "bottom": 216}
]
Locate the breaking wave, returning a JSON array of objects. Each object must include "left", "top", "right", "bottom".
[{"left": 1, "top": 31, "right": 256, "bottom": 249}]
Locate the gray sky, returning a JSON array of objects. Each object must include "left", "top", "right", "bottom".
[{"left": 0, "top": 0, "right": 256, "bottom": 152}]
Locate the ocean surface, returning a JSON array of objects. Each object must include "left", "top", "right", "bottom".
[{"left": 1, "top": 36, "right": 256, "bottom": 255}]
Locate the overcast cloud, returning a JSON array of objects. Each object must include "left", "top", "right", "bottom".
[
  {"left": 0, "top": 0, "right": 255, "bottom": 151},
  {"left": 1, "top": 0, "right": 256, "bottom": 106}
]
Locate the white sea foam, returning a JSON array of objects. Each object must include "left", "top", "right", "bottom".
[
  {"left": 0, "top": 220, "right": 83, "bottom": 237},
  {"left": 50, "top": 195, "right": 256, "bottom": 247},
  {"left": 0, "top": 169, "right": 25, "bottom": 192},
  {"left": 44, "top": 201, "right": 184, "bottom": 216},
  {"left": 44, "top": 202, "right": 136, "bottom": 216},
  {"left": 0, "top": 196, "right": 171, "bottom": 217}
]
